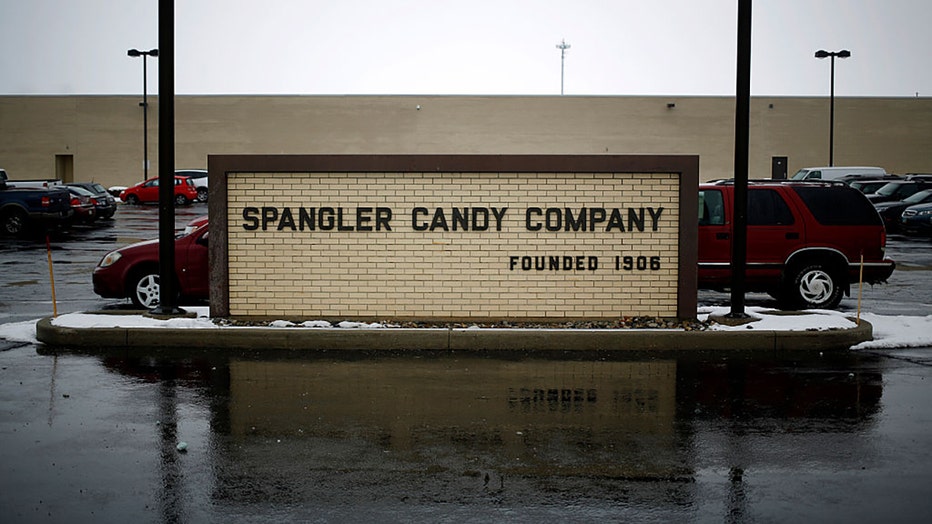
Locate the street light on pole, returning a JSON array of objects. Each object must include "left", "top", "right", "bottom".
[
  {"left": 814, "top": 49, "right": 850, "bottom": 167},
  {"left": 127, "top": 48, "right": 158, "bottom": 181}
]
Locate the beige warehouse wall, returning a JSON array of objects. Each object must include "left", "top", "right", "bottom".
[{"left": 1, "top": 95, "right": 929, "bottom": 188}]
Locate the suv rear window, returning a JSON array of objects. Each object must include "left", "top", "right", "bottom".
[{"left": 792, "top": 186, "right": 882, "bottom": 226}]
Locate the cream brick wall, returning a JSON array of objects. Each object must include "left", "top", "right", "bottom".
[{"left": 227, "top": 172, "right": 680, "bottom": 320}]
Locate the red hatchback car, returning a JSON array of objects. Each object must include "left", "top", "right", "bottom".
[
  {"left": 119, "top": 176, "right": 199, "bottom": 206},
  {"left": 93, "top": 217, "right": 209, "bottom": 308}
]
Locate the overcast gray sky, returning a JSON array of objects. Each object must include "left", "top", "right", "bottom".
[{"left": 1, "top": 0, "right": 929, "bottom": 97}]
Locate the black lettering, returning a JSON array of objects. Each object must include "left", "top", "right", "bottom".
[
  {"left": 509, "top": 256, "right": 519, "bottom": 270},
  {"left": 412, "top": 207, "right": 428, "bottom": 231},
  {"left": 588, "top": 256, "right": 598, "bottom": 270},
  {"left": 336, "top": 208, "right": 353, "bottom": 231},
  {"left": 649, "top": 207, "right": 664, "bottom": 231},
  {"left": 589, "top": 208, "right": 606, "bottom": 231},
  {"left": 376, "top": 207, "right": 392, "bottom": 231},
  {"left": 606, "top": 208, "right": 625, "bottom": 232},
  {"left": 356, "top": 207, "right": 373, "bottom": 232},
  {"left": 628, "top": 208, "right": 645, "bottom": 232},
  {"left": 472, "top": 208, "right": 489, "bottom": 231},
  {"left": 451, "top": 208, "right": 468, "bottom": 231},
  {"left": 261, "top": 207, "right": 278, "bottom": 231},
  {"left": 299, "top": 207, "right": 315, "bottom": 230},
  {"left": 549, "top": 256, "right": 560, "bottom": 270},
  {"left": 429, "top": 208, "right": 449, "bottom": 231},
  {"left": 242, "top": 207, "right": 259, "bottom": 230},
  {"left": 491, "top": 207, "right": 508, "bottom": 231},
  {"left": 545, "top": 208, "right": 562, "bottom": 232},
  {"left": 319, "top": 207, "right": 335, "bottom": 230},
  {"left": 526, "top": 208, "right": 542, "bottom": 231},
  {"left": 564, "top": 208, "right": 585, "bottom": 231},
  {"left": 277, "top": 207, "right": 296, "bottom": 231}
]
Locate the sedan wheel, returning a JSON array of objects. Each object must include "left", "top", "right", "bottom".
[
  {"left": 132, "top": 273, "right": 160, "bottom": 309},
  {"left": 197, "top": 187, "right": 208, "bottom": 202},
  {"left": 174, "top": 194, "right": 189, "bottom": 206}
]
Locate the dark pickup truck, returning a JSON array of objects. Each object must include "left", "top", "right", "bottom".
[{"left": 0, "top": 169, "right": 73, "bottom": 236}]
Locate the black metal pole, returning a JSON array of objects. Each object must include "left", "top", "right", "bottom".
[
  {"left": 152, "top": 0, "right": 181, "bottom": 315},
  {"left": 729, "top": 0, "right": 751, "bottom": 319},
  {"left": 142, "top": 57, "right": 149, "bottom": 181},
  {"left": 829, "top": 54, "right": 835, "bottom": 167}
]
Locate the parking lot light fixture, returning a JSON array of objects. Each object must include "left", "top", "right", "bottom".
[
  {"left": 127, "top": 48, "right": 159, "bottom": 181},
  {"left": 815, "top": 49, "right": 851, "bottom": 166}
]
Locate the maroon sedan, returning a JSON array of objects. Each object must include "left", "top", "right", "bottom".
[{"left": 93, "top": 217, "right": 209, "bottom": 308}]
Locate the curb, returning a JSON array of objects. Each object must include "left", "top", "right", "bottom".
[{"left": 35, "top": 315, "right": 873, "bottom": 353}]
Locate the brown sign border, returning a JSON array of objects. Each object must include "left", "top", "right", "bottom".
[{"left": 207, "top": 154, "right": 699, "bottom": 319}]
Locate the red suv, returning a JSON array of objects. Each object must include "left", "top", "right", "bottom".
[
  {"left": 699, "top": 181, "right": 895, "bottom": 309},
  {"left": 120, "top": 176, "right": 199, "bottom": 206}
]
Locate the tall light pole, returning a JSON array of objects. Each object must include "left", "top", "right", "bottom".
[
  {"left": 127, "top": 48, "right": 159, "bottom": 181},
  {"left": 556, "top": 39, "right": 570, "bottom": 95},
  {"left": 814, "top": 49, "right": 850, "bottom": 167}
]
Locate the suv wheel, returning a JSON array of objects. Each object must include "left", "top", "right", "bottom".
[{"left": 785, "top": 264, "right": 843, "bottom": 310}]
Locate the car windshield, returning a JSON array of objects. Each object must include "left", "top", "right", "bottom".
[
  {"left": 854, "top": 182, "right": 884, "bottom": 194},
  {"left": 874, "top": 183, "right": 906, "bottom": 197},
  {"left": 790, "top": 169, "right": 812, "bottom": 180},
  {"left": 904, "top": 189, "right": 932, "bottom": 204},
  {"left": 90, "top": 183, "right": 107, "bottom": 193}
]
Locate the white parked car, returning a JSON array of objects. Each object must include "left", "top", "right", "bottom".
[
  {"left": 175, "top": 169, "right": 208, "bottom": 202},
  {"left": 790, "top": 166, "right": 886, "bottom": 181}
]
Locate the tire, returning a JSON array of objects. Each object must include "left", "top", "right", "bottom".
[
  {"left": 784, "top": 264, "right": 844, "bottom": 310},
  {"left": 174, "top": 194, "right": 189, "bottom": 206},
  {"left": 197, "top": 187, "right": 208, "bottom": 202},
  {"left": 1, "top": 208, "right": 28, "bottom": 236},
  {"left": 130, "top": 270, "right": 161, "bottom": 309},
  {"left": 125, "top": 194, "right": 140, "bottom": 205}
]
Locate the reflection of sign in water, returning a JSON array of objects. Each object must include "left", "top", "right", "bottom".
[{"left": 228, "top": 358, "right": 679, "bottom": 478}]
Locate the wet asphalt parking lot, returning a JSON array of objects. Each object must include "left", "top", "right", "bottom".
[{"left": 1, "top": 202, "right": 932, "bottom": 522}]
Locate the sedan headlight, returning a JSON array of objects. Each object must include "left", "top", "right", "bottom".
[
  {"left": 917, "top": 209, "right": 932, "bottom": 217},
  {"left": 98, "top": 251, "right": 122, "bottom": 268}
]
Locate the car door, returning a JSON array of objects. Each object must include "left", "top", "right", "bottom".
[
  {"left": 697, "top": 188, "right": 732, "bottom": 286},
  {"left": 176, "top": 228, "right": 210, "bottom": 299},
  {"left": 139, "top": 179, "right": 160, "bottom": 202},
  {"left": 745, "top": 188, "right": 804, "bottom": 283}
]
